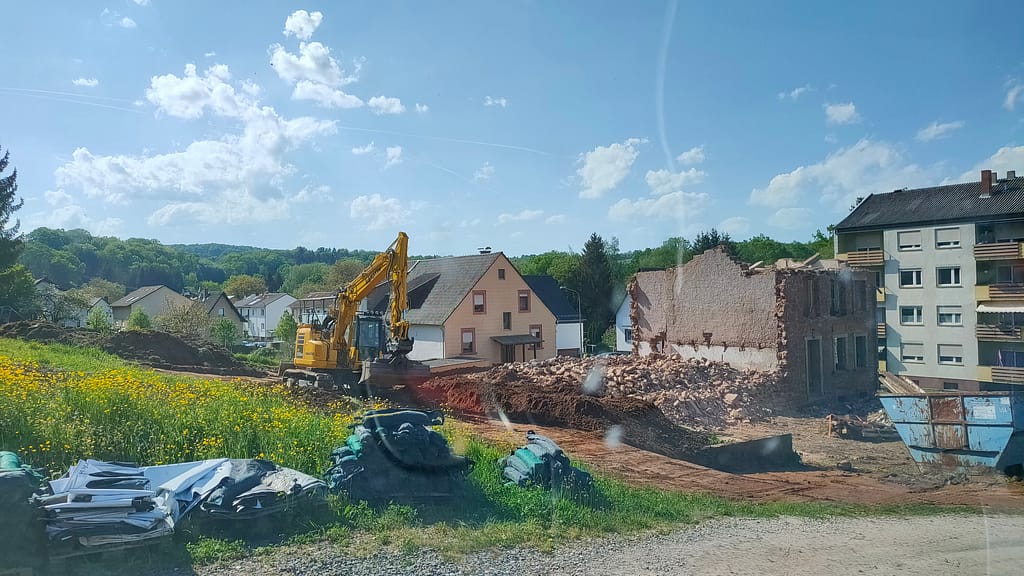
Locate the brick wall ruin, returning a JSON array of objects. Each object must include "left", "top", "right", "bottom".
[{"left": 630, "top": 247, "right": 878, "bottom": 406}]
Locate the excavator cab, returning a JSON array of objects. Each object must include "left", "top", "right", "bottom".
[{"left": 353, "top": 313, "right": 384, "bottom": 362}]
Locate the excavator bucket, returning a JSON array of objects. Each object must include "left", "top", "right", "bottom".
[{"left": 358, "top": 357, "right": 433, "bottom": 393}]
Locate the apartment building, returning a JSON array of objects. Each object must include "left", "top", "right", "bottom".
[{"left": 835, "top": 169, "right": 1024, "bottom": 391}]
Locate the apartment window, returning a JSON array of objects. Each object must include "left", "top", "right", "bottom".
[
  {"left": 529, "top": 324, "right": 543, "bottom": 349},
  {"left": 498, "top": 268, "right": 506, "bottom": 280},
  {"left": 901, "top": 342, "right": 924, "bottom": 363},
  {"left": 936, "top": 266, "right": 961, "bottom": 287},
  {"left": 943, "top": 382, "right": 959, "bottom": 391},
  {"left": 804, "top": 277, "right": 819, "bottom": 317},
  {"left": 461, "top": 328, "right": 476, "bottom": 354},
  {"left": 854, "top": 280, "right": 867, "bottom": 312},
  {"left": 834, "top": 336, "right": 848, "bottom": 371},
  {"left": 937, "top": 305, "right": 963, "bottom": 326},
  {"left": 623, "top": 327, "right": 633, "bottom": 343},
  {"left": 472, "top": 290, "right": 487, "bottom": 314},
  {"left": 830, "top": 279, "right": 845, "bottom": 316},
  {"left": 518, "top": 290, "right": 531, "bottom": 312},
  {"left": 935, "top": 227, "right": 961, "bottom": 249},
  {"left": 998, "top": 350, "right": 1024, "bottom": 368},
  {"left": 900, "top": 306, "right": 923, "bottom": 325},
  {"left": 897, "top": 230, "right": 922, "bottom": 251},
  {"left": 875, "top": 270, "right": 883, "bottom": 289},
  {"left": 899, "top": 269, "right": 922, "bottom": 288},
  {"left": 502, "top": 311, "right": 511, "bottom": 330},
  {"left": 218, "top": 307, "right": 225, "bottom": 317},
  {"left": 855, "top": 335, "right": 867, "bottom": 369},
  {"left": 996, "top": 265, "right": 1024, "bottom": 284},
  {"left": 938, "top": 344, "right": 963, "bottom": 365}
]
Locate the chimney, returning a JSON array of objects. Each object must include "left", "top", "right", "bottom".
[
  {"left": 981, "top": 170, "right": 992, "bottom": 196},
  {"left": 1008, "top": 170, "right": 1017, "bottom": 180}
]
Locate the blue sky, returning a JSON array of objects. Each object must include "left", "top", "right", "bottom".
[{"left": 4, "top": 1, "right": 1024, "bottom": 256}]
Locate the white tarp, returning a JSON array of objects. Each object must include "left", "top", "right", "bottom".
[{"left": 977, "top": 304, "right": 1024, "bottom": 313}]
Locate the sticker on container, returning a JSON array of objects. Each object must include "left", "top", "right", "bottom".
[
  {"left": 972, "top": 404, "right": 996, "bottom": 420},
  {"left": 997, "top": 397, "right": 1010, "bottom": 405}
]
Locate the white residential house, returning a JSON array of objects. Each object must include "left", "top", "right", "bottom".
[
  {"left": 236, "top": 293, "right": 297, "bottom": 339},
  {"left": 67, "top": 297, "right": 113, "bottom": 328},
  {"left": 288, "top": 292, "right": 336, "bottom": 326},
  {"left": 110, "top": 285, "right": 191, "bottom": 328},
  {"left": 614, "top": 294, "right": 633, "bottom": 352}
]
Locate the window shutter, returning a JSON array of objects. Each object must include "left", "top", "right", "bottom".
[
  {"left": 902, "top": 343, "right": 924, "bottom": 357},
  {"left": 938, "top": 344, "right": 962, "bottom": 357},
  {"left": 935, "top": 228, "right": 960, "bottom": 245},
  {"left": 898, "top": 230, "right": 922, "bottom": 249}
]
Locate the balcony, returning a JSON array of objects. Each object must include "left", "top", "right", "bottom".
[
  {"left": 978, "top": 365, "right": 1024, "bottom": 384},
  {"left": 976, "top": 323, "right": 1023, "bottom": 342},
  {"left": 837, "top": 248, "right": 884, "bottom": 267},
  {"left": 877, "top": 323, "right": 886, "bottom": 339},
  {"left": 976, "top": 284, "right": 1024, "bottom": 302},
  {"left": 974, "top": 241, "right": 1024, "bottom": 261}
]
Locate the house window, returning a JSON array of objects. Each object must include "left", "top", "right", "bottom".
[
  {"left": 461, "top": 328, "right": 476, "bottom": 354},
  {"left": 897, "top": 230, "right": 922, "bottom": 251},
  {"left": 518, "top": 290, "right": 531, "bottom": 312},
  {"left": 899, "top": 306, "right": 923, "bottom": 325},
  {"left": 899, "top": 269, "right": 922, "bottom": 288},
  {"left": 472, "top": 290, "right": 487, "bottom": 314},
  {"left": 935, "top": 227, "right": 961, "bottom": 249},
  {"left": 996, "top": 265, "right": 1024, "bottom": 284},
  {"left": 503, "top": 311, "right": 512, "bottom": 330},
  {"left": 830, "top": 279, "right": 845, "bottom": 316},
  {"left": 854, "top": 280, "right": 867, "bottom": 312},
  {"left": 623, "top": 327, "right": 633, "bottom": 343},
  {"left": 529, "top": 324, "right": 543, "bottom": 349},
  {"left": 943, "top": 382, "right": 959, "bottom": 390},
  {"left": 219, "top": 307, "right": 225, "bottom": 317},
  {"left": 998, "top": 349, "right": 1024, "bottom": 368},
  {"left": 938, "top": 344, "right": 963, "bottom": 365},
  {"left": 498, "top": 268, "right": 506, "bottom": 280},
  {"left": 806, "top": 277, "right": 819, "bottom": 317},
  {"left": 936, "top": 266, "right": 961, "bottom": 287},
  {"left": 855, "top": 335, "right": 867, "bottom": 369},
  {"left": 937, "top": 305, "right": 962, "bottom": 326},
  {"left": 901, "top": 342, "right": 924, "bottom": 363},
  {"left": 834, "top": 336, "right": 848, "bottom": 371}
]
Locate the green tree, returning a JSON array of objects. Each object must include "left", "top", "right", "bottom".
[
  {"left": 86, "top": 307, "right": 113, "bottom": 334},
  {"left": 324, "top": 259, "right": 365, "bottom": 289},
  {"left": 0, "top": 145, "right": 22, "bottom": 270},
  {"left": 279, "top": 263, "right": 329, "bottom": 295},
  {"left": 40, "top": 290, "right": 89, "bottom": 325},
  {"left": 126, "top": 308, "right": 152, "bottom": 330},
  {"left": 210, "top": 317, "right": 241, "bottom": 349},
  {"left": 691, "top": 229, "right": 734, "bottom": 255},
  {"left": 76, "top": 278, "right": 126, "bottom": 303},
  {"left": 0, "top": 265, "right": 38, "bottom": 321},
  {"left": 626, "top": 237, "right": 692, "bottom": 274},
  {"left": 155, "top": 301, "right": 211, "bottom": 339},
  {"left": 222, "top": 274, "right": 267, "bottom": 298},
  {"left": 578, "top": 233, "right": 614, "bottom": 347},
  {"left": 600, "top": 325, "right": 617, "bottom": 352},
  {"left": 274, "top": 312, "right": 298, "bottom": 343},
  {"left": 808, "top": 227, "right": 835, "bottom": 258}
]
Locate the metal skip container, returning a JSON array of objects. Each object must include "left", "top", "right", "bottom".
[{"left": 879, "top": 391, "right": 1024, "bottom": 474}]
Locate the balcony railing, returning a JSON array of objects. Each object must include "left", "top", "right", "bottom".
[
  {"left": 976, "top": 284, "right": 1024, "bottom": 302},
  {"left": 974, "top": 241, "right": 1024, "bottom": 261},
  {"left": 877, "top": 323, "right": 886, "bottom": 339},
  {"left": 979, "top": 365, "right": 1024, "bottom": 384},
  {"left": 976, "top": 324, "right": 1023, "bottom": 341},
  {"left": 838, "top": 248, "right": 884, "bottom": 267}
]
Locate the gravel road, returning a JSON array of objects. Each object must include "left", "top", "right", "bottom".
[{"left": 198, "top": 514, "right": 1024, "bottom": 576}]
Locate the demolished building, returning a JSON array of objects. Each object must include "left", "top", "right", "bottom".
[{"left": 629, "top": 247, "right": 877, "bottom": 405}]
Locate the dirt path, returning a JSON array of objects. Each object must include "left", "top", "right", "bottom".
[{"left": 463, "top": 419, "right": 1024, "bottom": 509}]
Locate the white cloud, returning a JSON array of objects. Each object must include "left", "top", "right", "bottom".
[
  {"left": 72, "top": 77, "right": 99, "bottom": 87},
  {"left": 769, "top": 207, "right": 815, "bottom": 230},
  {"left": 957, "top": 146, "right": 1024, "bottom": 182},
  {"left": 291, "top": 184, "right": 332, "bottom": 203},
  {"left": 718, "top": 216, "right": 750, "bottom": 236},
  {"left": 292, "top": 80, "right": 363, "bottom": 108},
  {"left": 750, "top": 139, "right": 933, "bottom": 211},
  {"left": 44, "top": 189, "right": 72, "bottom": 206},
  {"left": 473, "top": 162, "right": 494, "bottom": 182},
  {"left": 645, "top": 167, "right": 705, "bottom": 196},
  {"left": 283, "top": 10, "right": 323, "bottom": 41},
  {"left": 119, "top": 17, "right": 137, "bottom": 29},
  {"left": 498, "top": 209, "right": 544, "bottom": 224},
  {"left": 608, "top": 191, "right": 709, "bottom": 222},
  {"left": 824, "top": 133, "right": 838, "bottom": 144},
  {"left": 269, "top": 41, "right": 356, "bottom": 87},
  {"left": 132, "top": 99, "right": 145, "bottom": 107},
  {"left": 204, "top": 51, "right": 217, "bottom": 58},
  {"left": 676, "top": 145, "right": 705, "bottom": 165},
  {"left": 149, "top": 190, "right": 292, "bottom": 226},
  {"left": 29, "top": 201, "right": 122, "bottom": 235},
  {"left": 777, "top": 84, "right": 811, "bottom": 101},
  {"left": 384, "top": 146, "right": 403, "bottom": 168},
  {"left": 824, "top": 102, "right": 860, "bottom": 125},
  {"left": 351, "top": 142, "right": 375, "bottom": 155},
  {"left": 415, "top": 103, "right": 429, "bottom": 113},
  {"left": 459, "top": 218, "right": 480, "bottom": 228},
  {"left": 146, "top": 63, "right": 253, "bottom": 119},
  {"left": 368, "top": 95, "right": 405, "bottom": 115},
  {"left": 545, "top": 214, "right": 566, "bottom": 224},
  {"left": 1005, "top": 81, "right": 1024, "bottom": 111},
  {"left": 915, "top": 120, "right": 965, "bottom": 142},
  {"left": 350, "top": 194, "right": 410, "bottom": 230},
  {"left": 484, "top": 96, "right": 508, "bottom": 108},
  {"left": 132, "top": 0, "right": 150, "bottom": 6},
  {"left": 577, "top": 138, "right": 644, "bottom": 199}
]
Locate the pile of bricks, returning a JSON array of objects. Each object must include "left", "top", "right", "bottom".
[{"left": 484, "top": 354, "right": 781, "bottom": 430}]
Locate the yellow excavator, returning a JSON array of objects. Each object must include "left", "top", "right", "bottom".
[{"left": 280, "top": 232, "right": 431, "bottom": 393}]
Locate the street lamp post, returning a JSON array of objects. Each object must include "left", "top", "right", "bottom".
[{"left": 560, "top": 286, "right": 583, "bottom": 358}]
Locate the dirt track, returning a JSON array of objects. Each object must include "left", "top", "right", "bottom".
[{"left": 464, "top": 418, "right": 1024, "bottom": 510}]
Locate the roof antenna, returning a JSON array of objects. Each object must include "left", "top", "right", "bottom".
[{"left": 478, "top": 246, "right": 492, "bottom": 255}]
